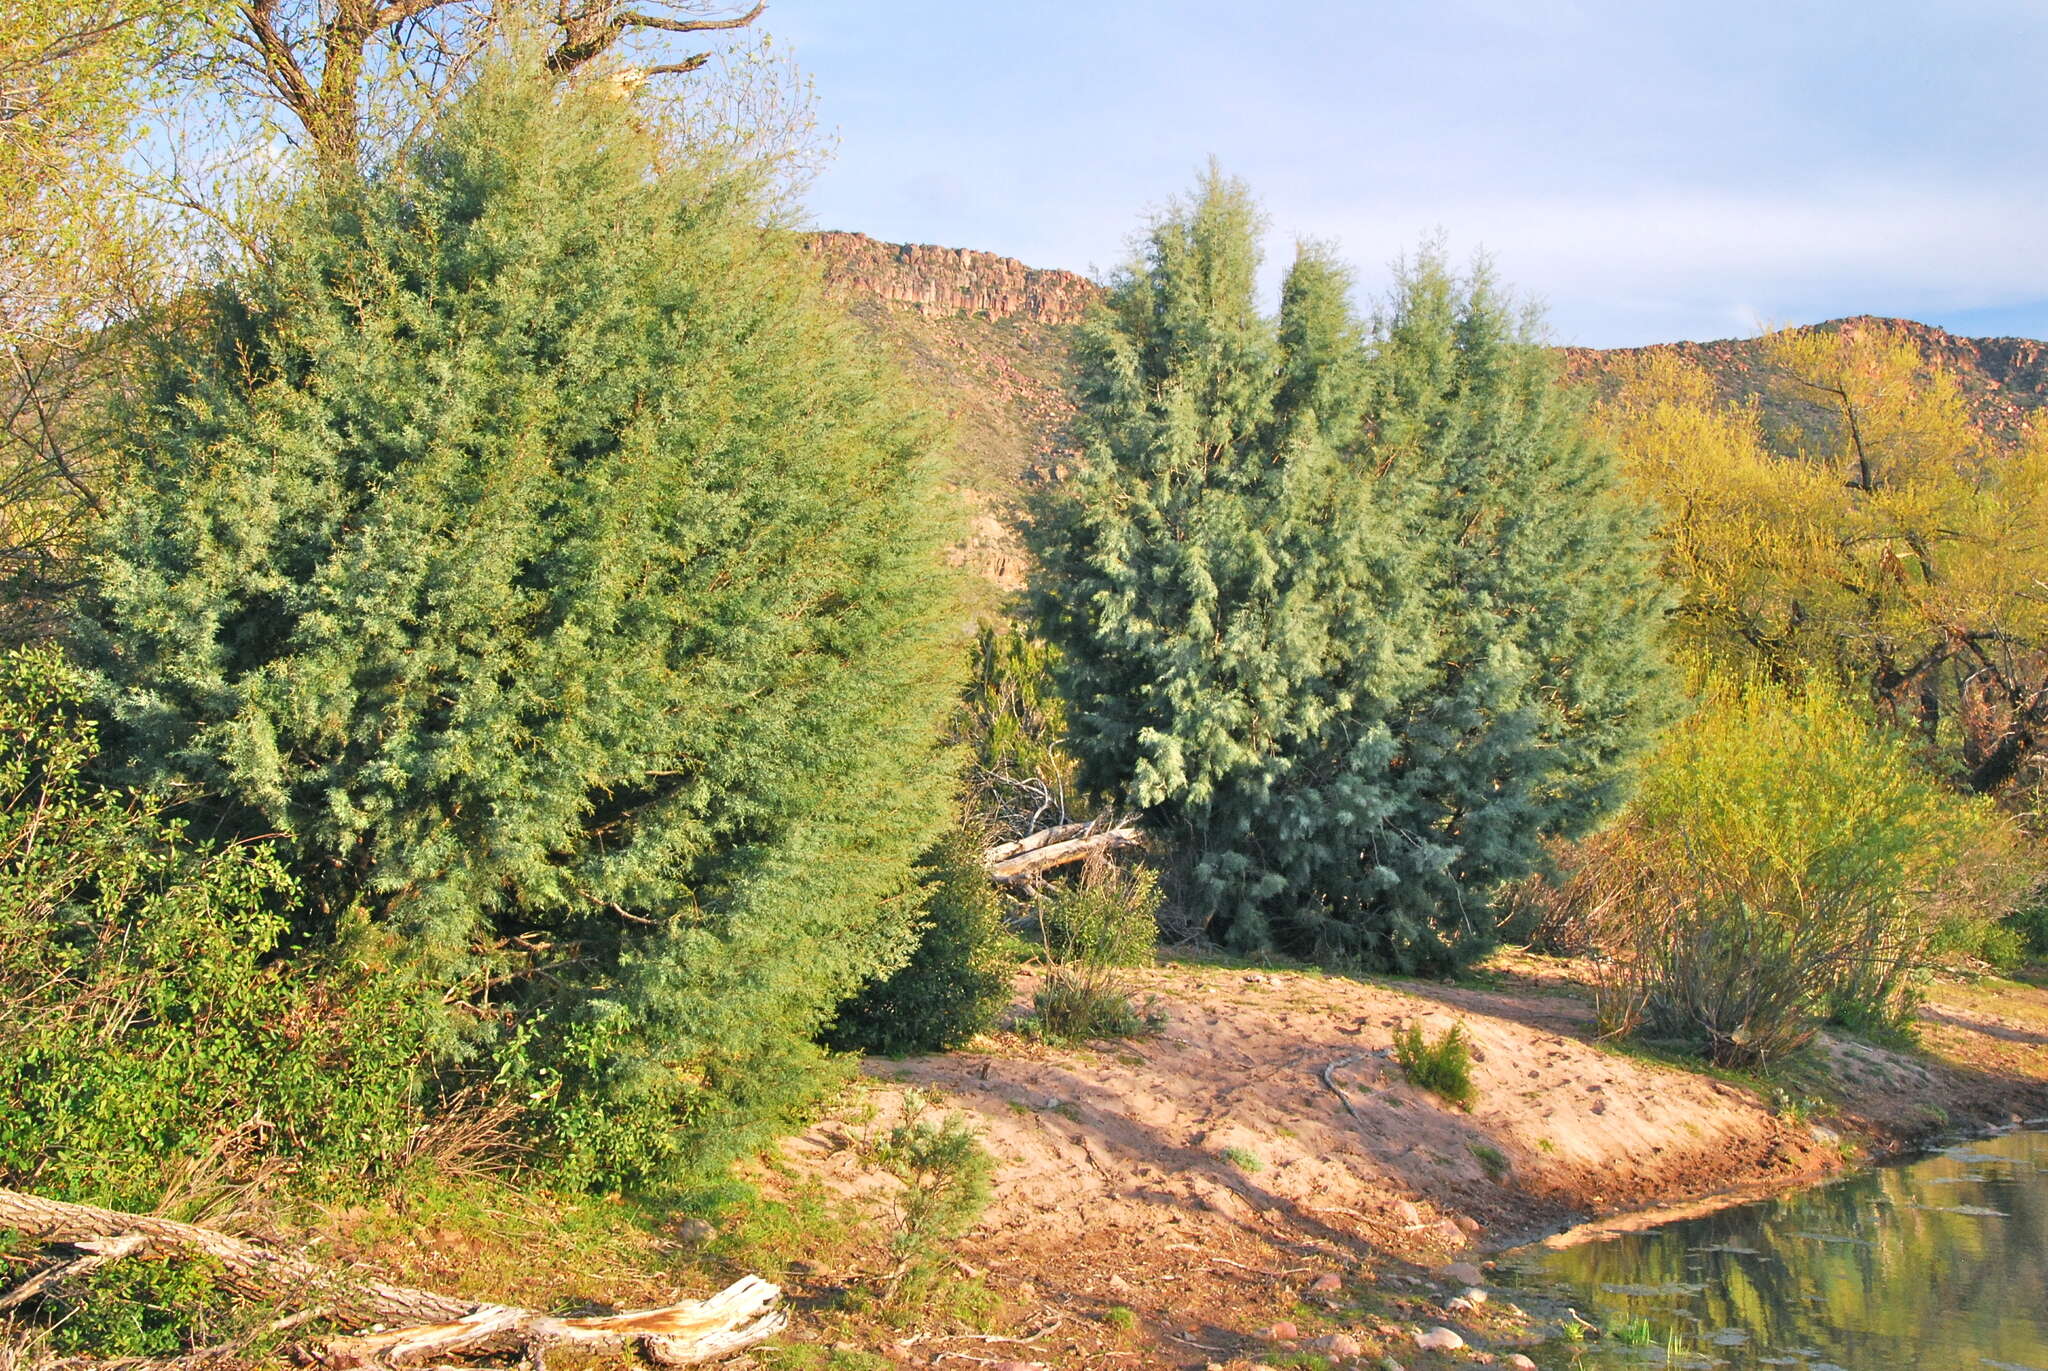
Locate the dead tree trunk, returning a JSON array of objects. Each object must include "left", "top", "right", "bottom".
[
  {"left": 984, "top": 820, "right": 1142, "bottom": 885},
  {"left": 0, "top": 1187, "right": 783, "bottom": 1366}
]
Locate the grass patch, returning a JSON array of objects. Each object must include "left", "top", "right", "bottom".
[
  {"left": 1393, "top": 1021, "right": 1477, "bottom": 1109},
  {"left": 1469, "top": 1143, "right": 1509, "bottom": 1180},
  {"left": 1020, "top": 966, "right": 1163, "bottom": 1044},
  {"left": 1219, "top": 1145, "right": 1264, "bottom": 1173}
]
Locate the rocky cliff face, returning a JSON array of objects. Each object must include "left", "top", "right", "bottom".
[{"left": 803, "top": 231, "right": 1101, "bottom": 326}]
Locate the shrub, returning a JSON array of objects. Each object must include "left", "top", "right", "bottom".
[
  {"left": 1033, "top": 171, "right": 1673, "bottom": 975},
  {"left": 1591, "top": 674, "right": 2031, "bottom": 1065},
  {"left": 1023, "top": 964, "right": 1162, "bottom": 1044},
  {"left": 826, "top": 829, "right": 1018, "bottom": 1057},
  {"left": 1393, "top": 1021, "right": 1477, "bottom": 1109},
  {"left": 868, "top": 1106, "right": 993, "bottom": 1302},
  {"left": 0, "top": 647, "right": 433, "bottom": 1209},
  {"left": 1035, "top": 858, "right": 1161, "bottom": 968},
  {"left": 82, "top": 68, "right": 961, "bottom": 1187}
]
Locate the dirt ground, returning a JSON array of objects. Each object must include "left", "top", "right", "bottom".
[{"left": 762, "top": 955, "right": 2048, "bottom": 1370}]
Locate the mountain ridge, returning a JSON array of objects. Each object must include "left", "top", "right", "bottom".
[{"left": 804, "top": 232, "right": 2048, "bottom": 593}]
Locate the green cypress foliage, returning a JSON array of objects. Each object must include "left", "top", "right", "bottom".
[
  {"left": 1035, "top": 175, "right": 1671, "bottom": 973},
  {"left": 1367, "top": 254, "right": 1675, "bottom": 968},
  {"left": 824, "top": 827, "right": 1017, "bottom": 1057},
  {"left": 81, "top": 69, "right": 963, "bottom": 1184}
]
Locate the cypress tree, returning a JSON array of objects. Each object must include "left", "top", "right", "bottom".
[
  {"left": 82, "top": 67, "right": 963, "bottom": 1183},
  {"left": 1036, "top": 178, "right": 1671, "bottom": 973},
  {"left": 1362, "top": 254, "right": 1675, "bottom": 969}
]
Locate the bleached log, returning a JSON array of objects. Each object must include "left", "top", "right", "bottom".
[
  {"left": 985, "top": 825, "right": 1142, "bottom": 885},
  {"left": 0, "top": 1187, "right": 783, "bottom": 1367}
]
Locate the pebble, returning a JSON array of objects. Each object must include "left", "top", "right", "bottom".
[
  {"left": 1379, "top": 1361, "right": 1408, "bottom": 1371},
  {"left": 669, "top": 1216, "right": 715, "bottom": 1246},
  {"left": 1415, "top": 1326, "right": 1466, "bottom": 1352},
  {"left": 1312, "top": 1333, "right": 1364, "bottom": 1357},
  {"left": 1447, "top": 1296, "right": 1474, "bottom": 1312},
  {"left": 1506, "top": 1357, "right": 1540, "bottom": 1370},
  {"left": 1309, "top": 1272, "right": 1344, "bottom": 1293},
  {"left": 1107, "top": 1274, "right": 1131, "bottom": 1294},
  {"left": 1462, "top": 1286, "right": 1489, "bottom": 1305},
  {"left": 991, "top": 1363, "right": 1046, "bottom": 1371},
  {"left": 1263, "top": 1320, "right": 1299, "bottom": 1341},
  {"left": 1393, "top": 1199, "right": 1424, "bottom": 1225},
  {"left": 1439, "top": 1261, "right": 1484, "bottom": 1285}
]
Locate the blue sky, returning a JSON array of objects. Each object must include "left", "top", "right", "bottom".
[{"left": 766, "top": 0, "right": 2048, "bottom": 347}]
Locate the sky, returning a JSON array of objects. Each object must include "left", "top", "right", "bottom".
[{"left": 764, "top": 0, "right": 2048, "bottom": 348}]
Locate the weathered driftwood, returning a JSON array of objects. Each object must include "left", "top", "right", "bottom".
[
  {"left": 0, "top": 1187, "right": 784, "bottom": 1367},
  {"left": 984, "top": 821, "right": 1142, "bottom": 886}
]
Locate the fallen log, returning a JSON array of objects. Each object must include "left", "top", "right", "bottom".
[
  {"left": 0, "top": 1187, "right": 783, "bottom": 1367},
  {"left": 984, "top": 823, "right": 1142, "bottom": 886}
]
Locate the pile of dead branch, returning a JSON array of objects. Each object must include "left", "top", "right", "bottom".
[{"left": 0, "top": 1189, "right": 781, "bottom": 1369}]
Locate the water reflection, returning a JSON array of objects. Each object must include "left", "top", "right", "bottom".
[{"left": 1503, "top": 1129, "right": 2048, "bottom": 1370}]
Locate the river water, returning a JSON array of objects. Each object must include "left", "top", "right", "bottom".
[{"left": 1501, "top": 1127, "right": 2048, "bottom": 1370}]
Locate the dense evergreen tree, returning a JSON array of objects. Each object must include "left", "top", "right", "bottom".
[
  {"left": 82, "top": 68, "right": 963, "bottom": 1183},
  {"left": 1035, "top": 175, "right": 1671, "bottom": 972}
]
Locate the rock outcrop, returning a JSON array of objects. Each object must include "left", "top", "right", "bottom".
[{"left": 803, "top": 231, "right": 1100, "bottom": 326}]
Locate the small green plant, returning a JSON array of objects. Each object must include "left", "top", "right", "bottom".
[
  {"left": 1219, "top": 1145, "right": 1264, "bottom": 1173},
  {"left": 1102, "top": 1304, "right": 1138, "bottom": 1331},
  {"left": 1393, "top": 1021, "right": 1477, "bottom": 1109},
  {"left": 1606, "top": 1313, "right": 1656, "bottom": 1346},
  {"left": 868, "top": 1109, "right": 994, "bottom": 1302},
  {"left": 1469, "top": 1143, "right": 1509, "bottom": 1180}
]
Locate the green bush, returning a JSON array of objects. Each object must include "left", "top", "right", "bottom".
[
  {"left": 869, "top": 1106, "right": 993, "bottom": 1303},
  {"left": 39, "top": 1253, "right": 239, "bottom": 1358},
  {"left": 1591, "top": 674, "right": 2031, "bottom": 1065},
  {"left": 82, "top": 68, "right": 961, "bottom": 1187},
  {"left": 826, "top": 829, "right": 1018, "bottom": 1057},
  {"left": 1999, "top": 896, "right": 2048, "bottom": 963},
  {"left": 1393, "top": 1021, "right": 1477, "bottom": 1109},
  {"left": 1035, "top": 859, "right": 1161, "bottom": 968},
  {"left": 0, "top": 648, "right": 433, "bottom": 1210}
]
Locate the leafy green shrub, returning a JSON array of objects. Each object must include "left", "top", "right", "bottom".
[
  {"left": 1393, "top": 1021, "right": 1477, "bottom": 1109},
  {"left": 40, "top": 1253, "right": 240, "bottom": 1357},
  {"left": 1035, "top": 858, "right": 1161, "bottom": 968},
  {"left": 827, "top": 829, "right": 1018, "bottom": 1057},
  {"left": 83, "top": 68, "right": 961, "bottom": 1188},
  {"left": 0, "top": 648, "right": 434, "bottom": 1209},
  {"left": 1998, "top": 895, "right": 2048, "bottom": 964},
  {"left": 1591, "top": 675, "right": 2031, "bottom": 1065},
  {"left": 869, "top": 1107, "right": 993, "bottom": 1302}
]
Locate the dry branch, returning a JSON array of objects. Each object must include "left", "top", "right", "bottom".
[
  {"left": 0, "top": 1188, "right": 783, "bottom": 1367},
  {"left": 984, "top": 821, "right": 1142, "bottom": 886}
]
